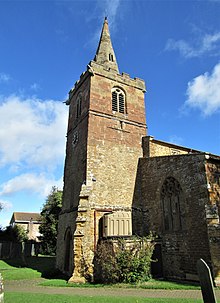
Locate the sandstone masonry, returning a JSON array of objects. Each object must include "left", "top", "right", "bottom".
[{"left": 56, "top": 18, "right": 220, "bottom": 285}]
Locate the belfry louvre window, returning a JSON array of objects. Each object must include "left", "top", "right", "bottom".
[{"left": 112, "top": 88, "right": 125, "bottom": 114}]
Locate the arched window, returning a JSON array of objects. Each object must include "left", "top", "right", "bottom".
[
  {"left": 111, "top": 87, "right": 126, "bottom": 114},
  {"left": 76, "top": 93, "right": 82, "bottom": 118},
  {"left": 109, "top": 53, "right": 114, "bottom": 62},
  {"left": 161, "top": 177, "right": 183, "bottom": 231}
]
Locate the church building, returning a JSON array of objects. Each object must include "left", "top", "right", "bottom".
[{"left": 56, "top": 18, "right": 220, "bottom": 285}]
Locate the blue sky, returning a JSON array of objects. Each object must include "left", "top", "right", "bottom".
[{"left": 0, "top": 0, "right": 220, "bottom": 227}]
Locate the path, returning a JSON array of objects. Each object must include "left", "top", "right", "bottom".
[{"left": 4, "top": 278, "right": 220, "bottom": 300}]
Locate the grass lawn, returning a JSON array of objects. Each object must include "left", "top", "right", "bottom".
[
  {"left": 1, "top": 256, "right": 218, "bottom": 303},
  {"left": 0, "top": 257, "right": 200, "bottom": 290},
  {"left": 39, "top": 278, "right": 200, "bottom": 290},
  {"left": 5, "top": 292, "right": 204, "bottom": 303},
  {"left": 0, "top": 256, "right": 55, "bottom": 280}
]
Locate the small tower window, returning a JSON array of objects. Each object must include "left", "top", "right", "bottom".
[
  {"left": 109, "top": 53, "right": 114, "bottom": 62},
  {"left": 76, "top": 93, "right": 82, "bottom": 118},
  {"left": 112, "top": 88, "right": 126, "bottom": 114}
]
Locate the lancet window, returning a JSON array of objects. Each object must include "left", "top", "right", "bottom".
[{"left": 76, "top": 93, "right": 82, "bottom": 118}]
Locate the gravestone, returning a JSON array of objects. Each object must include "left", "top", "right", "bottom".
[
  {"left": 197, "top": 258, "right": 216, "bottom": 303},
  {"left": 0, "top": 273, "right": 3, "bottom": 303}
]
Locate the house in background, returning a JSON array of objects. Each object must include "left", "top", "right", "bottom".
[{"left": 10, "top": 212, "right": 42, "bottom": 242}]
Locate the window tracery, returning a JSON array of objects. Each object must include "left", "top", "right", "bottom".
[{"left": 161, "top": 177, "right": 183, "bottom": 231}]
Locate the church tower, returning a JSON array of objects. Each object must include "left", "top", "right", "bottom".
[{"left": 56, "top": 18, "right": 147, "bottom": 282}]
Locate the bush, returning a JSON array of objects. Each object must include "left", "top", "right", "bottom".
[
  {"left": 117, "top": 237, "right": 154, "bottom": 283},
  {"left": 94, "top": 235, "right": 155, "bottom": 284},
  {"left": 94, "top": 241, "right": 119, "bottom": 283}
]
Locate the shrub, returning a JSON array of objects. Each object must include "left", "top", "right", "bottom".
[
  {"left": 94, "top": 234, "right": 155, "bottom": 284},
  {"left": 94, "top": 240, "right": 120, "bottom": 283},
  {"left": 116, "top": 237, "right": 154, "bottom": 283}
]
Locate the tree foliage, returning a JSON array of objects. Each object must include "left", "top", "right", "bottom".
[
  {"left": 39, "top": 186, "right": 62, "bottom": 255},
  {"left": 0, "top": 225, "right": 28, "bottom": 242}
]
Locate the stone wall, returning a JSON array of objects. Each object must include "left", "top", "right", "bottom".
[
  {"left": 62, "top": 73, "right": 90, "bottom": 211},
  {"left": 205, "top": 157, "right": 220, "bottom": 285},
  {"left": 142, "top": 136, "right": 200, "bottom": 158},
  {"left": 57, "top": 62, "right": 147, "bottom": 281},
  {"left": 56, "top": 211, "right": 76, "bottom": 276},
  {"left": 134, "top": 153, "right": 212, "bottom": 281},
  {"left": 86, "top": 65, "right": 146, "bottom": 209},
  {"left": 56, "top": 74, "right": 90, "bottom": 275}
]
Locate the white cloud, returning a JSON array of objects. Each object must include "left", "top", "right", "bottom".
[
  {"left": 0, "top": 95, "right": 68, "bottom": 171},
  {"left": 185, "top": 63, "right": 220, "bottom": 115},
  {"left": 103, "top": 0, "right": 121, "bottom": 27},
  {"left": 166, "top": 32, "right": 220, "bottom": 58},
  {"left": 85, "top": 0, "right": 121, "bottom": 49},
  {"left": 0, "top": 173, "right": 63, "bottom": 197},
  {"left": 91, "top": 0, "right": 121, "bottom": 26},
  {"left": 0, "top": 72, "right": 11, "bottom": 83}
]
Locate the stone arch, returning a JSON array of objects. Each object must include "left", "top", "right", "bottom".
[{"left": 161, "top": 176, "right": 185, "bottom": 231}]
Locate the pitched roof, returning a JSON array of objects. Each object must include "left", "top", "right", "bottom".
[{"left": 10, "top": 212, "right": 41, "bottom": 224}]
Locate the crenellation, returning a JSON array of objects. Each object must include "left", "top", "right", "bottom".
[{"left": 89, "top": 60, "right": 146, "bottom": 92}]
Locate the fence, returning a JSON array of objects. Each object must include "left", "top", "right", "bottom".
[{"left": 0, "top": 241, "right": 40, "bottom": 259}]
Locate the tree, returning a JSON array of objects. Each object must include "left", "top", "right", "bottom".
[
  {"left": 0, "top": 225, "right": 28, "bottom": 242},
  {"left": 39, "top": 186, "right": 62, "bottom": 255}
]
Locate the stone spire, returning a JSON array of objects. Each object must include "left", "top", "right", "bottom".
[{"left": 94, "top": 17, "right": 119, "bottom": 73}]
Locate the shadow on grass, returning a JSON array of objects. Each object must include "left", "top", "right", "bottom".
[
  {"left": 1, "top": 257, "right": 203, "bottom": 290},
  {"left": 3, "top": 256, "right": 68, "bottom": 280}
]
